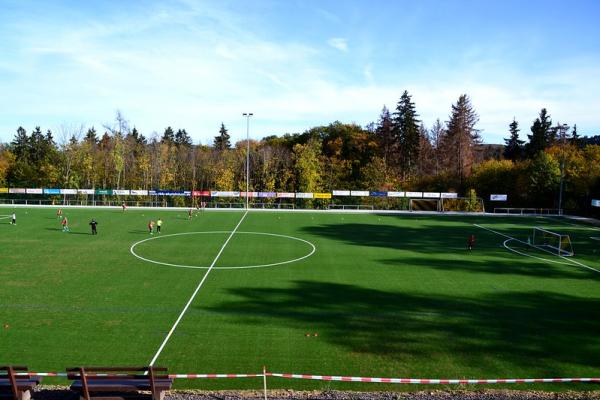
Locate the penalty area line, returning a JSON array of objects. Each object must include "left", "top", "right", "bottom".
[
  {"left": 545, "top": 216, "right": 600, "bottom": 232},
  {"left": 473, "top": 224, "right": 600, "bottom": 274},
  {"left": 148, "top": 211, "right": 249, "bottom": 367}
]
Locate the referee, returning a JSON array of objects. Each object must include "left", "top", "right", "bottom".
[{"left": 89, "top": 219, "right": 98, "bottom": 235}]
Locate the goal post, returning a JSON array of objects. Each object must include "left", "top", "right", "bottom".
[{"left": 531, "top": 227, "right": 574, "bottom": 257}]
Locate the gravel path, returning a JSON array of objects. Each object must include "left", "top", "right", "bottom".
[{"left": 31, "top": 386, "right": 600, "bottom": 400}]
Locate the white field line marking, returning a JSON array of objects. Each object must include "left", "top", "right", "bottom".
[
  {"left": 473, "top": 224, "right": 600, "bottom": 274},
  {"left": 503, "top": 239, "right": 574, "bottom": 266},
  {"left": 564, "top": 256, "right": 600, "bottom": 273},
  {"left": 148, "top": 211, "right": 248, "bottom": 367},
  {"left": 130, "top": 231, "right": 316, "bottom": 270},
  {"left": 546, "top": 216, "right": 600, "bottom": 231},
  {"left": 475, "top": 224, "right": 572, "bottom": 258}
]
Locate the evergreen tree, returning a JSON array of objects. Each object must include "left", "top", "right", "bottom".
[
  {"left": 29, "top": 126, "right": 46, "bottom": 165},
  {"left": 11, "top": 126, "right": 29, "bottom": 160},
  {"left": 392, "top": 90, "right": 420, "bottom": 180},
  {"left": 130, "top": 127, "right": 146, "bottom": 145},
  {"left": 175, "top": 129, "right": 192, "bottom": 147},
  {"left": 85, "top": 127, "right": 98, "bottom": 144},
  {"left": 503, "top": 118, "right": 524, "bottom": 161},
  {"left": 569, "top": 124, "right": 581, "bottom": 147},
  {"left": 213, "top": 123, "right": 231, "bottom": 150},
  {"left": 45, "top": 130, "right": 55, "bottom": 148},
  {"left": 444, "top": 94, "right": 481, "bottom": 183},
  {"left": 526, "top": 108, "right": 552, "bottom": 158},
  {"left": 161, "top": 126, "right": 175, "bottom": 144}
]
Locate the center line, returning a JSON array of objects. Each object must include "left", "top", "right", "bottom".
[{"left": 148, "top": 211, "right": 248, "bottom": 366}]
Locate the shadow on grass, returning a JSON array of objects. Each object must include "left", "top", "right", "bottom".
[
  {"left": 301, "top": 222, "right": 597, "bottom": 280},
  {"left": 205, "top": 280, "right": 600, "bottom": 375},
  {"left": 43, "top": 228, "right": 90, "bottom": 235},
  {"left": 377, "top": 254, "right": 597, "bottom": 280}
]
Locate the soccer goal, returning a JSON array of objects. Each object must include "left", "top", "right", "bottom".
[
  {"left": 409, "top": 199, "right": 440, "bottom": 212},
  {"left": 531, "top": 227, "right": 574, "bottom": 256}
]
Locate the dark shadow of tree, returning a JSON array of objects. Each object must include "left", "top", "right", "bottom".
[
  {"left": 301, "top": 222, "right": 598, "bottom": 280},
  {"left": 205, "top": 281, "right": 600, "bottom": 375}
]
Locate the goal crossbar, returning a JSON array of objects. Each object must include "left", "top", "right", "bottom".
[{"left": 531, "top": 227, "right": 574, "bottom": 257}]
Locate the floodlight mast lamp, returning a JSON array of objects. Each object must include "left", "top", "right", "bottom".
[{"left": 243, "top": 113, "right": 253, "bottom": 210}]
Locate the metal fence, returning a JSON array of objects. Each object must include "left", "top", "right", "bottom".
[
  {"left": 328, "top": 204, "right": 375, "bottom": 210},
  {"left": 494, "top": 207, "right": 563, "bottom": 215}
]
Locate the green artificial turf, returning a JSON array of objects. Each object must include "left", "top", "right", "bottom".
[{"left": 0, "top": 208, "right": 599, "bottom": 392}]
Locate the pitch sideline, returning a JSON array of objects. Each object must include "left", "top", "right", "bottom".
[{"left": 546, "top": 216, "right": 600, "bottom": 232}]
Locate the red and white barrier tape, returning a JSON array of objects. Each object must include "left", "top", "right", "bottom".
[
  {"left": 268, "top": 373, "right": 600, "bottom": 384},
  {"left": 13, "top": 372, "right": 600, "bottom": 384},
  {"left": 169, "top": 373, "right": 262, "bottom": 379}
]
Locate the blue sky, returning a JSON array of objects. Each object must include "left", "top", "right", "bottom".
[{"left": 1, "top": 0, "right": 599, "bottom": 145}]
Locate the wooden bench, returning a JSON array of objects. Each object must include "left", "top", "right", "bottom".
[
  {"left": 67, "top": 367, "right": 172, "bottom": 400},
  {"left": 0, "top": 366, "right": 42, "bottom": 400}
]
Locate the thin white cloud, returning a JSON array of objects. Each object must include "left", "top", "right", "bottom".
[{"left": 327, "top": 38, "right": 348, "bottom": 52}]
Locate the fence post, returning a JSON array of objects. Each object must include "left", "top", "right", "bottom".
[{"left": 262, "top": 365, "right": 268, "bottom": 400}]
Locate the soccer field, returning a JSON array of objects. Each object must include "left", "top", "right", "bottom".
[{"left": 1, "top": 207, "right": 599, "bottom": 391}]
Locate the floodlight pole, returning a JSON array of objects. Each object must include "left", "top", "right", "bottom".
[
  {"left": 243, "top": 113, "right": 253, "bottom": 210},
  {"left": 558, "top": 123, "right": 567, "bottom": 215}
]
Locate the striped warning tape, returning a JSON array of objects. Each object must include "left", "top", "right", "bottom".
[
  {"left": 168, "top": 373, "right": 262, "bottom": 379},
  {"left": 268, "top": 373, "right": 600, "bottom": 384},
  {"left": 13, "top": 372, "right": 600, "bottom": 384}
]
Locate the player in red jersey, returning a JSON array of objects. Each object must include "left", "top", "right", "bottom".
[
  {"left": 467, "top": 234, "right": 476, "bottom": 251},
  {"left": 61, "top": 216, "right": 70, "bottom": 232}
]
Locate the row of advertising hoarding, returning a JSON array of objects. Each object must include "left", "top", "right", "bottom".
[
  {"left": 0, "top": 188, "right": 152, "bottom": 195},
  {"left": 0, "top": 188, "right": 459, "bottom": 199},
  {"left": 331, "top": 191, "right": 458, "bottom": 198}
]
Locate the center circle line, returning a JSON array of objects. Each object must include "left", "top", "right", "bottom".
[{"left": 130, "top": 231, "right": 316, "bottom": 270}]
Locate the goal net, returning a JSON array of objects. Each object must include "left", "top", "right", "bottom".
[
  {"left": 531, "top": 227, "right": 574, "bottom": 256},
  {"left": 409, "top": 199, "right": 440, "bottom": 211}
]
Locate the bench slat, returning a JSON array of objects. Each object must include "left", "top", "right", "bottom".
[
  {"left": 70, "top": 380, "right": 173, "bottom": 389},
  {"left": 67, "top": 375, "right": 170, "bottom": 380},
  {"left": 67, "top": 367, "right": 172, "bottom": 400},
  {"left": 66, "top": 367, "right": 167, "bottom": 372}
]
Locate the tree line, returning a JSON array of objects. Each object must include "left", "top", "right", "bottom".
[{"left": 0, "top": 94, "right": 599, "bottom": 213}]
